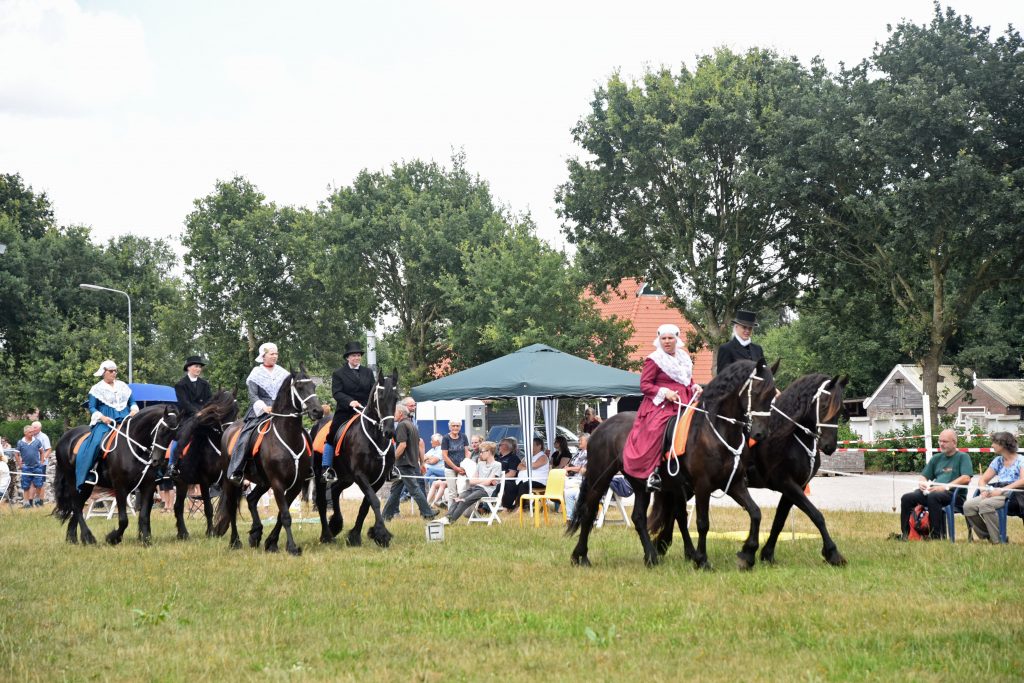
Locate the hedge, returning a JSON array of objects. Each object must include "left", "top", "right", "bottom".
[
  {"left": 0, "top": 419, "right": 64, "bottom": 447},
  {"left": 839, "top": 419, "right": 1012, "bottom": 473}
]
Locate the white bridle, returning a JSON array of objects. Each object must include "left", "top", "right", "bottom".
[
  {"left": 99, "top": 410, "right": 178, "bottom": 495},
  {"left": 770, "top": 379, "right": 839, "bottom": 484}
]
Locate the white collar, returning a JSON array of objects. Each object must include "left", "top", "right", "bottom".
[
  {"left": 734, "top": 332, "right": 752, "bottom": 347},
  {"left": 188, "top": 375, "right": 199, "bottom": 382},
  {"left": 647, "top": 347, "right": 693, "bottom": 385},
  {"left": 348, "top": 364, "right": 360, "bottom": 371}
]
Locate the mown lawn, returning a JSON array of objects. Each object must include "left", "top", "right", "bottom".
[{"left": 1, "top": 500, "right": 1021, "bottom": 682}]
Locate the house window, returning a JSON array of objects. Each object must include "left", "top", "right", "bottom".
[{"left": 637, "top": 282, "right": 664, "bottom": 297}]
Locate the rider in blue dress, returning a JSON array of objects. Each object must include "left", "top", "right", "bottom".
[{"left": 76, "top": 360, "right": 138, "bottom": 490}]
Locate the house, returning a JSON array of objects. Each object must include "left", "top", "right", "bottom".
[
  {"left": 945, "top": 379, "right": 1024, "bottom": 428},
  {"left": 590, "top": 278, "right": 714, "bottom": 384},
  {"left": 861, "top": 364, "right": 963, "bottom": 419}
]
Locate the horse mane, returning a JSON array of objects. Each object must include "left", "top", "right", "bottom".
[
  {"left": 270, "top": 373, "right": 297, "bottom": 414},
  {"left": 769, "top": 372, "right": 830, "bottom": 442},
  {"left": 700, "top": 359, "right": 758, "bottom": 413},
  {"left": 196, "top": 390, "right": 238, "bottom": 426}
]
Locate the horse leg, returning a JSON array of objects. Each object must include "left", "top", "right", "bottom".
[
  {"left": 692, "top": 492, "right": 712, "bottom": 570},
  {"left": 675, "top": 497, "right": 697, "bottom": 562},
  {"left": 569, "top": 475, "right": 611, "bottom": 567},
  {"left": 654, "top": 490, "right": 675, "bottom": 557},
  {"left": 782, "top": 480, "right": 846, "bottom": 566},
  {"left": 353, "top": 474, "right": 392, "bottom": 548},
  {"left": 200, "top": 483, "right": 214, "bottom": 537},
  {"left": 313, "top": 473, "right": 334, "bottom": 543},
  {"left": 272, "top": 485, "right": 303, "bottom": 556},
  {"left": 329, "top": 485, "right": 344, "bottom": 537},
  {"left": 728, "top": 483, "right": 762, "bottom": 571},
  {"left": 628, "top": 479, "right": 659, "bottom": 567},
  {"left": 174, "top": 480, "right": 189, "bottom": 540},
  {"left": 106, "top": 488, "right": 131, "bottom": 546},
  {"left": 246, "top": 484, "right": 268, "bottom": 548},
  {"left": 137, "top": 482, "right": 158, "bottom": 546},
  {"left": 760, "top": 493, "right": 795, "bottom": 565},
  {"left": 346, "top": 499, "right": 370, "bottom": 547}
]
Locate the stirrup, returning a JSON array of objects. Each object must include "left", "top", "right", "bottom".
[
  {"left": 226, "top": 471, "right": 244, "bottom": 486},
  {"left": 388, "top": 466, "right": 401, "bottom": 482},
  {"left": 322, "top": 468, "right": 338, "bottom": 486},
  {"left": 646, "top": 472, "right": 661, "bottom": 492},
  {"left": 84, "top": 469, "right": 99, "bottom": 486}
]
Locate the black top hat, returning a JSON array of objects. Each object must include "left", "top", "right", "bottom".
[
  {"left": 732, "top": 310, "right": 759, "bottom": 328},
  {"left": 343, "top": 341, "right": 365, "bottom": 358},
  {"left": 183, "top": 355, "right": 207, "bottom": 372}
]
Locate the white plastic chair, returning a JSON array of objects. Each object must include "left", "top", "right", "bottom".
[
  {"left": 596, "top": 479, "right": 633, "bottom": 528},
  {"left": 86, "top": 492, "right": 136, "bottom": 519},
  {"left": 467, "top": 474, "right": 507, "bottom": 526}
]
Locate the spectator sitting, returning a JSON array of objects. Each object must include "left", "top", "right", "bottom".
[
  {"left": 495, "top": 437, "right": 520, "bottom": 488},
  {"left": 564, "top": 433, "right": 588, "bottom": 518},
  {"left": 423, "top": 434, "right": 445, "bottom": 490},
  {"left": 441, "top": 440, "right": 502, "bottom": 524},
  {"left": 963, "top": 432, "right": 1023, "bottom": 543},
  {"left": 896, "top": 429, "right": 972, "bottom": 541},
  {"left": 550, "top": 435, "right": 573, "bottom": 469},
  {"left": 501, "top": 437, "right": 549, "bottom": 511}
]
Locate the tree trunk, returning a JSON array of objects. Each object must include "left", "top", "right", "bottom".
[{"left": 920, "top": 345, "right": 943, "bottom": 433}]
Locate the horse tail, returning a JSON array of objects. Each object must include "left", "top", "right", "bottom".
[
  {"left": 52, "top": 453, "right": 76, "bottom": 524},
  {"left": 565, "top": 474, "right": 591, "bottom": 537},
  {"left": 211, "top": 485, "right": 236, "bottom": 537},
  {"left": 647, "top": 491, "right": 669, "bottom": 536}
]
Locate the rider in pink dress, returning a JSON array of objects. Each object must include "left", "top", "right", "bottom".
[{"left": 622, "top": 324, "right": 698, "bottom": 491}]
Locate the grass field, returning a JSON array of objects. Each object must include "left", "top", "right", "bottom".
[{"left": 1, "top": 500, "right": 1022, "bottom": 682}]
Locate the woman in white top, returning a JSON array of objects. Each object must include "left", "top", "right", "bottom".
[{"left": 501, "top": 436, "right": 549, "bottom": 510}]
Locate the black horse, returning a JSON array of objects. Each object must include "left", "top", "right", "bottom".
[
  {"left": 748, "top": 373, "right": 849, "bottom": 566},
  {"left": 568, "top": 358, "right": 777, "bottom": 570},
  {"left": 53, "top": 405, "right": 179, "bottom": 546},
  {"left": 213, "top": 368, "right": 323, "bottom": 555},
  {"left": 169, "top": 390, "right": 238, "bottom": 540},
  {"left": 312, "top": 369, "right": 399, "bottom": 548}
]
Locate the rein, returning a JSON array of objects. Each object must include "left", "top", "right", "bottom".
[
  {"left": 666, "top": 365, "right": 769, "bottom": 497},
  {"left": 770, "top": 379, "right": 838, "bottom": 485},
  {"left": 101, "top": 412, "right": 178, "bottom": 495},
  {"left": 356, "top": 381, "right": 396, "bottom": 485},
  {"left": 264, "top": 376, "right": 316, "bottom": 491}
]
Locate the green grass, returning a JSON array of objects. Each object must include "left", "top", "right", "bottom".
[{"left": 1, "top": 502, "right": 1022, "bottom": 682}]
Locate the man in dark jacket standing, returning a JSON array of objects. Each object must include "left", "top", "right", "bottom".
[
  {"left": 715, "top": 310, "right": 765, "bottom": 375},
  {"left": 168, "top": 355, "right": 212, "bottom": 477},
  {"left": 321, "top": 341, "right": 376, "bottom": 484}
]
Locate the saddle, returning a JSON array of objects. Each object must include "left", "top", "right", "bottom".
[
  {"left": 312, "top": 415, "right": 357, "bottom": 455},
  {"left": 226, "top": 419, "right": 273, "bottom": 458},
  {"left": 71, "top": 428, "right": 119, "bottom": 459},
  {"left": 665, "top": 403, "right": 696, "bottom": 460}
]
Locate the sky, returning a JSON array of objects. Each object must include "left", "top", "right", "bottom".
[{"left": 1, "top": 0, "right": 1021, "bottom": 250}]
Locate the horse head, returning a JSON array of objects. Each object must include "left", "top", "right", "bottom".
[
  {"left": 291, "top": 364, "right": 324, "bottom": 421},
  {"left": 149, "top": 404, "right": 180, "bottom": 467},
  {"left": 815, "top": 374, "right": 848, "bottom": 455},
  {"left": 373, "top": 368, "right": 400, "bottom": 439},
  {"left": 744, "top": 358, "right": 779, "bottom": 443}
]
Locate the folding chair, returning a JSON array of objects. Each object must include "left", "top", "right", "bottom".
[
  {"left": 943, "top": 485, "right": 969, "bottom": 542},
  {"left": 468, "top": 474, "right": 506, "bottom": 526},
  {"left": 520, "top": 469, "right": 566, "bottom": 528},
  {"left": 962, "top": 488, "right": 1020, "bottom": 544},
  {"left": 596, "top": 479, "right": 633, "bottom": 528},
  {"left": 86, "top": 492, "right": 137, "bottom": 519}
]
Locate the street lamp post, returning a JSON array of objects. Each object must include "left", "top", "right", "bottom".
[{"left": 79, "top": 283, "right": 133, "bottom": 384}]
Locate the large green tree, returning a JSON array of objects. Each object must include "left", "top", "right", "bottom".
[
  {"left": 809, "top": 6, "right": 1024, "bottom": 428},
  {"left": 558, "top": 48, "right": 825, "bottom": 368},
  {"left": 440, "top": 221, "right": 637, "bottom": 370}
]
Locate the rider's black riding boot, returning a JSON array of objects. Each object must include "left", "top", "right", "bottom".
[{"left": 646, "top": 471, "right": 662, "bottom": 492}]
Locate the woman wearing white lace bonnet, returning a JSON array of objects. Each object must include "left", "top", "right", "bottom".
[
  {"left": 74, "top": 360, "right": 140, "bottom": 490},
  {"left": 226, "top": 342, "right": 290, "bottom": 485},
  {"left": 621, "top": 323, "right": 698, "bottom": 491}
]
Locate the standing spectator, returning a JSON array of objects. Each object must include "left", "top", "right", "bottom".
[
  {"left": 31, "top": 422, "right": 53, "bottom": 503},
  {"left": 963, "top": 432, "right": 1023, "bottom": 543},
  {"left": 0, "top": 451, "right": 11, "bottom": 505},
  {"left": 441, "top": 420, "right": 470, "bottom": 507},
  {"left": 441, "top": 441, "right": 502, "bottom": 524},
  {"left": 16, "top": 425, "right": 46, "bottom": 508},
  {"left": 897, "top": 429, "right": 973, "bottom": 540},
  {"left": 580, "top": 408, "right": 602, "bottom": 434},
  {"left": 382, "top": 399, "right": 438, "bottom": 521},
  {"left": 501, "top": 437, "right": 549, "bottom": 511}
]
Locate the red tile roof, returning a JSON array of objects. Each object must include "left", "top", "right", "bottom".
[{"left": 590, "top": 278, "right": 713, "bottom": 383}]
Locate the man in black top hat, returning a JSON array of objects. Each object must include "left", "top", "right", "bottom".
[
  {"left": 321, "top": 341, "right": 376, "bottom": 484},
  {"left": 168, "top": 356, "right": 212, "bottom": 477},
  {"left": 715, "top": 310, "right": 765, "bottom": 375}
]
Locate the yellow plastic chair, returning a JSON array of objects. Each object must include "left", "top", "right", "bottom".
[{"left": 519, "top": 469, "right": 566, "bottom": 528}]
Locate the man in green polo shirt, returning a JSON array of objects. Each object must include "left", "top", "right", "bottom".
[{"left": 898, "top": 429, "right": 973, "bottom": 540}]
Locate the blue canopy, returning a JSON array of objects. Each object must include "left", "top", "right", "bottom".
[{"left": 128, "top": 383, "right": 177, "bottom": 405}]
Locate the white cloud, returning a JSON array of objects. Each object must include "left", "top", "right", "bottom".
[{"left": 0, "top": 0, "right": 153, "bottom": 116}]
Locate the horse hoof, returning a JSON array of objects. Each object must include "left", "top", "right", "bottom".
[
  {"left": 760, "top": 552, "right": 777, "bottom": 565},
  {"left": 320, "top": 533, "right": 335, "bottom": 544},
  {"left": 249, "top": 535, "right": 261, "bottom": 549},
  {"left": 229, "top": 538, "right": 242, "bottom": 550},
  {"left": 288, "top": 546, "right": 302, "bottom": 556},
  {"left": 736, "top": 556, "right": 755, "bottom": 571},
  {"left": 571, "top": 554, "right": 591, "bottom": 567},
  {"left": 345, "top": 530, "right": 362, "bottom": 547},
  {"left": 825, "top": 551, "right": 847, "bottom": 567},
  {"left": 105, "top": 532, "right": 121, "bottom": 546},
  {"left": 644, "top": 554, "right": 659, "bottom": 568},
  {"left": 178, "top": 531, "right": 190, "bottom": 541},
  {"left": 329, "top": 516, "right": 344, "bottom": 536},
  {"left": 369, "top": 528, "right": 392, "bottom": 548},
  {"left": 140, "top": 536, "right": 152, "bottom": 547},
  {"left": 694, "top": 560, "right": 713, "bottom": 571}
]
